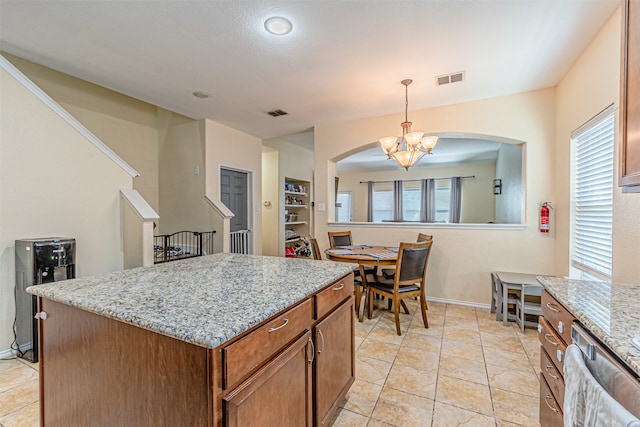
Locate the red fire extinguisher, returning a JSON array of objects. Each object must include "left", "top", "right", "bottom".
[{"left": 540, "top": 202, "right": 551, "bottom": 233}]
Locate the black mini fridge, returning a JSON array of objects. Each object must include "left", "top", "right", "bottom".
[{"left": 15, "top": 238, "right": 76, "bottom": 362}]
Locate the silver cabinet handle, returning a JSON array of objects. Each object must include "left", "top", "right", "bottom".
[
  {"left": 544, "top": 395, "right": 559, "bottom": 413},
  {"left": 545, "top": 365, "right": 559, "bottom": 380},
  {"left": 544, "top": 333, "right": 559, "bottom": 346},
  {"left": 332, "top": 283, "right": 345, "bottom": 291},
  {"left": 308, "top": 336, "right": 315, "bottom": 364},
  {"left": 317, "top": 329, "right": 325, "bottom": 355},
  {"left": 268, "top": 318, "right": 289, "bottom": 332},
  {"left": 34, "top": 312, "right": 47, "bottom": 320},
  {"left": 546, "top": 302, "right": 561, "bottom": 313}
]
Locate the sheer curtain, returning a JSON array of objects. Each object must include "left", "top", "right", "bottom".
[
  {"left": 393, "top": 180, "right": 403, "bottom": 221},
  {"left": 420, "top": 178, "right": 436, "bottom": 222},
  {"left": 449, "top": 176, "right": 462, "bottom": 223},
  {"left": 366, "top": 181, "right": 374, "bottom": 222}
]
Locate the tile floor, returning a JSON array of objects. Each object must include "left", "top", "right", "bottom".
[
  {"left": 0, "top": 300, "right": 541, "bottom": 427},
  {"left": 330, "top": 299, "right": 541, "bottom": 427}
]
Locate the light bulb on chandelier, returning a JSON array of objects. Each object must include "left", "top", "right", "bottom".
[{"left": 379, "top": 79, "right": 438, "bottom": 170}]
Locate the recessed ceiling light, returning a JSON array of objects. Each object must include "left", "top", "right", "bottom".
[
  {"left": 192, "top": 91, "right": 211, "bottom": 99},
  {"left": 264, "top": 17, "right": 293, "bottom": 35}
]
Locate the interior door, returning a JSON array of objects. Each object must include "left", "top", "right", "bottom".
[{"left": 220, "top": 168, "right": 249, "bottom": 232}]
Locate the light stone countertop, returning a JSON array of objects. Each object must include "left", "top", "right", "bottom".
[
  {"left": 537, "top": 276, "right": 640, "bottom": 377},
  {"left": 27, "top": 253, "right": 355, "bottom": 349}
]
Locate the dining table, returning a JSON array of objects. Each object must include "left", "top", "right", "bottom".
[{"left": 324, "top": 245, "right": 398, "bottom": 321}]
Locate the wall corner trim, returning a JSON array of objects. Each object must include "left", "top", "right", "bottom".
[
  {"left": 120, "top": 189, "right": 159, "bottom": 221},
  {"left": 205, "top": 194, "right": 235, "bottom": 218},
  {"left": 0, "top": 54, "right": 140, "bottom": 178}
]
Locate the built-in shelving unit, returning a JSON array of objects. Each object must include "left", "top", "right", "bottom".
[{"left": 284, "top": 178, "right": 310, "bottom": 257}]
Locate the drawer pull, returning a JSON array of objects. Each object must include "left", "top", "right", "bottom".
[
  {"left": 544, "top": 333, "right": 559, "bottom": 346},
  {"left": 546, "top": 302, "right": 561, "bottom": 313},
  {"left": 317, "top": 329, "right": 325, "bottom": 355},
  {"left": 545, "top": 365, "right": 559, "bottom": 380},
  {"left": 332, "top": 283, "right": 345, "bottom": 291},
  {"left": 544, "top": 395, "right": 559, "bottom": 413},
  {"left": 268, "top": 318, "right": 289, "bottom": 333}
]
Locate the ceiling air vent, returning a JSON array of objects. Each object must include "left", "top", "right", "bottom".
[
  {"left": 435, "top": 71, "right": 465, "bottom": 86},
  {"left": 267, "top": 109, "right": 288, "bottom": 117}
]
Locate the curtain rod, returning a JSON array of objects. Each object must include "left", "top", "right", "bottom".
[{"left": 359, "top": 175, "right": 475, "bottom": 184}]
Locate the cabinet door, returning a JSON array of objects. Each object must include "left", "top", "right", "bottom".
[
  {"left": 224, "top": 332, "right": 313, "bottom": 427},
  {"left": 314, "top": 298, "right": 355, "bottom": 427}
]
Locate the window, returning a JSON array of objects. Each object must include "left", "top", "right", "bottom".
[
  {"left": 372, "top": 182, "right": 393, "bottom": 222},
  {"left": 402, "top": 182, "right": 421, "bottom": 221},
  {"left": 335, "top": 191, "right": 352, "bottom": 222},
  {"left": 435, "top": 185, "right": 451, "bottom": 223},
  {"left": 367, "top": 180, "right": 453, "bottom": 223},
  {"left": 570, "top": 106, "right": 614, "bottom": 280}
]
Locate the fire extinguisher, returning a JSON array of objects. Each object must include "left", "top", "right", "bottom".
[{"left": 540, "top": 202, "right": 551, "bottom": 233}]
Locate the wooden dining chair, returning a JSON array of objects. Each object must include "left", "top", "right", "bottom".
[
  {"left": 328, "top": 230, "right": 377, "bottom": 278},
  {"left": 367, "top": 240, "right": 432, "bottom": 335},
  {"left": 327, "top": 231, "right": 353, "bottom": 248},
  {"left": 309, "top": 237, "right": 322, "bottom": 260},
  {"left": 382, "top": 233, "right": 433, "bottom": 280}
]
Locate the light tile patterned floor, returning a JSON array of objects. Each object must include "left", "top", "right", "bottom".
[
  {"left": 0, "top": 301, "right": 540, "bottom": 427},
  {"left": 330, "top": 299, "right": 541, "bottom": 427}
]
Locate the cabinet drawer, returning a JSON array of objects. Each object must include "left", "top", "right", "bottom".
[
  {"left": 539, "top": 316, "right": 567, "bottom": 374},
  {"left": 540, "top": 375, "right": 564, "bottom": 427},
  {"left": 316, "top": 275, "right": 354, "bottom": 320},
  {"left": 542, "top": 290, "right": 574, "bottom": 345},
  {"left": 222, "top": 298, "right": 313, "bottom": 390},
  {"left": 540, "top": 348, "right": 565, "bottom": 409}
]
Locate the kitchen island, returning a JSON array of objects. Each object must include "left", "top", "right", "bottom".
[{"left": 27, "top": 253, "right": 356, "bottom": 427}]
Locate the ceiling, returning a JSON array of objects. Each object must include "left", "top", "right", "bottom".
[
  {"left": 0, "top": 0, "right": 620, "bottom": 150},
  {"left": 336, "top": 136, "right": 506, "bottom": 174}
]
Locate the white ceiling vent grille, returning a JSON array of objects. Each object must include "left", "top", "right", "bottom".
[{"left": 435, "top": 71, "right": 465, "bottom": 86}]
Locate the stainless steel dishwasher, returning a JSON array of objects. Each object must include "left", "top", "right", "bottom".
[{"left": 568, "top": 323, "right": 640, "bottom": 423}]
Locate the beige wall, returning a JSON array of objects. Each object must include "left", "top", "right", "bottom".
[
  {"left": 3, "top": 54, "right": 160, "bottom": 212},
  {"left": 0, "top": 66, "right": 133, "bottom": 351},
  {"left": 204, "top": 120, "right": 263, "bottom": 255},
  {"left": 157, "top": 112, "right": 213, "bottom": 234},
  {"left": 261, "top": 148, "right": 279, "bottom": 256},
  {"left": 337, "top": 162, "right": 496, "bottom": 223},
  {"left": 315, "top": 89, "right": 557, "bottom": 305},
  {"left": 556, "top": 7, "right": 640, "bottom": 284},
  {"left": 262, "top": 138, "right": 315, "bottom": 255}
]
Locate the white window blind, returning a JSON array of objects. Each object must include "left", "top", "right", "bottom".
[{"left": 571, "top": 106, "right": 614, "bottom": 279}]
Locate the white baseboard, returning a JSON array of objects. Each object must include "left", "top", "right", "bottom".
[
  {"left": 0, "top": 348, "right": 18, "bottom": 359},
  {"left": 427, "top": 296, "right": 491, "bottom": 310}
]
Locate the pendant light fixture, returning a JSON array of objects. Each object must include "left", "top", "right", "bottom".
[{"left": 379, "top": 79, "right": 438, "bottom": 170}]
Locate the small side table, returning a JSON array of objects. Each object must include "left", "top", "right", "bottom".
[{"left": 494, "top": 271, "right": 543, "bottom": 326}]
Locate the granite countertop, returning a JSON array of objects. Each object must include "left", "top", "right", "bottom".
[
  {"left": 27, "top": 253, "right": 355, "bottom": 349},
  {"left": 537, "top": 276, "right": 640, "bottom": 377}
]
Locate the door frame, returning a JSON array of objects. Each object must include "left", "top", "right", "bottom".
[{"left": 218, "top": 163, "right": 254, "bottom": 254}]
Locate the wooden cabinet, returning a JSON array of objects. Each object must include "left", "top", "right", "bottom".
[
  {"left": 223, "top": 332, "right": 313, "bottom": 427},
  {"left": 313, "top": 299, "right": 355, "bottom": 427},
  {"left": 37, "top": 274, "right": 354, "bottom": 427},
  {"left": 222, "top": 298, "right": 313, "bottom": 390},
  {"left": 620, "top": 0, "right": 640, "bottom": 192},
  {"left": 222, "top": 275, "right": 354, "bottom": 427},
  {"left": 284, "top": 178, "right": 311, "bottom": 257},
  {"left": 538, "top": 289, "right": 575, "bottom": 426}
]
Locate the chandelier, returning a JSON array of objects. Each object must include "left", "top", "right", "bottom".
[{"left": 379, "top": 79, "right": 438, "bottom": 170}]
